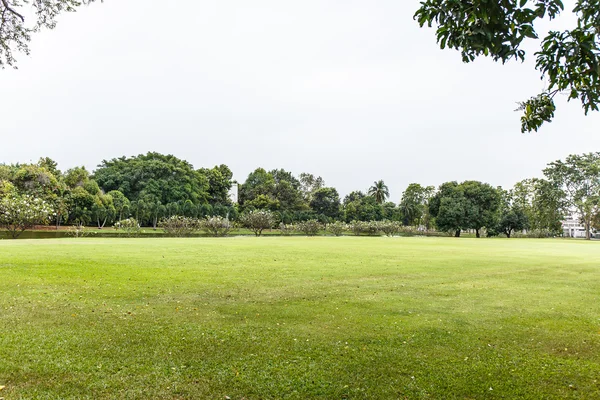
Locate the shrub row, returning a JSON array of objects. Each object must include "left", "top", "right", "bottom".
[{"left": 107, "top": 213, "right": 430, "bottom": 238}]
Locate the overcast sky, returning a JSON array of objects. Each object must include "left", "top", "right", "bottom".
[{"left": 1, "top": 0, "right": 598, "bottom": 200}]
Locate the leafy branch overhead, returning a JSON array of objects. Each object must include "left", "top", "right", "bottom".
[
  {"left": 415, "top": 0, "right": 600, "bottom": 132},
  {"left": 0, "top": 0, "right": 98, "bottom": 68}
]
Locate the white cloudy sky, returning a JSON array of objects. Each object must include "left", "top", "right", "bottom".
[{"left": 1, "top": 0, "right": 598, "bottom": 201}]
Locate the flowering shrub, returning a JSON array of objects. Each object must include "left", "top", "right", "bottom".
[
  {"left": 158, "top": 216, "right": 200, "bottom": 237},
  {"left": 328, "top": 221, "right": 346, "bottom": 236},
  {"left": 202, "top": 216, "right": 232, "bottom": 237},
  {"left": 296, "top": 220, "right": 322, "bottom": 236},
  {"left": 279, "top": 223, "right": 295, "bottom": 236},
  {"left": 240, "top": 210, "right": 274, "bottom": 237},
  {"left": 0, "top": 193, "right": 52, "bottom": 238},
  {"left": 114, "top": 218, "right": 141, "bottom": 237},
  {"left": 349, "top": 220, "right": 383, "bottom": 236},
  {"left": 379, "top": 220, "right": 402, "bottom": 237},
  {"left": 349, "top": 220, "right": 366, "bottom": 236},
  {"left": 67, "top": 225, "right": 92, "bottom": 238}
]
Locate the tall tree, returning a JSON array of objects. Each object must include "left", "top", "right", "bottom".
[
  {"left": 108, "top": 190, "right": 130, "bottom": 221},
  {"left": 238, "top": 168, "right": 276, "bottom": 211},
  {"left": 461, "top": 181, "right": 502, "bottom": 238},
  {"left": 299, "top": 173, "right": 325, "bottom": 203},
  {"left": 310, "top": 187, "right": 341, "bottom": 220},
  {"left": 399, "top": 183, "right": 435, "bottom": 227},
  {"left": 544, "top": 152, "right": 600, "bottom": 240},
  {"left": 0, "top": 0, "right": 99, "bottom": 68},
  {"left": 513, "top": 178, "right": 564, "bottom": 233},
  {"left": 368, "top": 180, "right": 390, "bottom": 204},
  {"left": 199, "top": 164, "right": 234, "bottom": 205},
  {"left": 415, "top": 0, "right": 600, "bottom": 132},
  {"left": 344, "top": 195, "right": 384, "bottom": 222},
  {"left": 429, "top": 181, "right": 466, "bottom": 237},
  {"left": 496, "top": 189, "right": 529, "bottom": 238},
  {"left": 94, "top": 152, "right": 209, "bottom": 206}
]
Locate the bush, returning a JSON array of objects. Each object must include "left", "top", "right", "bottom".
[
  {"left": 202, "top": 216, "right": 232, "bottom": 237},
  {"left": 279, "top": 223, "right": 295, "bottom": 236},
  {"left": 398, "top": 225, "right": 418, "bottom": 235},
  {"left": 380, "top": 220, "right": 401, "bottom": 237},
  {"left": 363, "top": 221, "right": 382, "bottom": 236},
  {"left": 158, "top": 216, "right": 201, "bottom": 237},
  {"left": 240, "top": 210, "right": 275, "bottom": 237},
  {"left": 67, "top": 225, "right": 93, "bottom": 238},
  {"left": 296, "top": 219, "right": 322, "bottom": 236},
  {"left": 0, "top": 193, "right": 52, "bottom": 239},
  {"left": 512, "top": 229, "right": 556, "bottom": 238},
  {"left": 114, "top": 218, "right": 141, "bottom": 237},
  {"left": 349, "top": 220, "right": 366, "bottom": 236},
  {"left": 328, "top": 221, "right": 346, "bottom": 236}
]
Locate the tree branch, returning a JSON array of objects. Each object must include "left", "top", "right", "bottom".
[{"left": 1, "top": 0, "right": 24, "bottom": 22}]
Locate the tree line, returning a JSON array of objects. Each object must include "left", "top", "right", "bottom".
[{"left": 0, "top": 151, "right": 599, "bottom": 239}]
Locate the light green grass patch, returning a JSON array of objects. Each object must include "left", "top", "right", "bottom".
[{"left": 1, "top": 237, "right": 599, "bottom": 399}]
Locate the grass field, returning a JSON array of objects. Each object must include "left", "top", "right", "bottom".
[{"left": 1, "top": 237, "right": 599, "bottom": 399}]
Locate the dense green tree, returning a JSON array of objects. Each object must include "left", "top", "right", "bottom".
[
  {"left": 437, "top": 196, "right": 467, "bottom": 237},
  {"left": 430, "top": 181, "right": 501, "bottom": 237},
  {"left": 513, "top": 178, "right": 564, "bottom": 233},
  {"left": 199, "top": 164, "right": 234, "bottom": 205},
  {"left": 544, "top": 152, "right": 600, "bottom": 239},
  {"left": 10, "top": 163, "right": 59, "bottom": 199},
  {"left": 299, "top": 173, "right": 325, "bottom": 203},
  {"left": 92, "top": 192, "right": 115, "bottom": 229},
  {"left": 461, "top": 181, "right": 502, "bottom": 238},
  {"left": 67, "top": 186, "right": 95, "bottom": 226},
  {"left": 94, "top": 152, "right": 209, "bottom": 206},
  {"left": 343, "top": 191, "right": 365, "bottom": 205},
  {"left": 382, "top": 201, "right": 401, "bottom": 222},
  {"left": 415, "top": 0, "right": 600, "bottom": 132},
  {"left": 399, "top": 183, "right": 435, "bottom": 227},
  {"left": 344, "top": 195, "right": 384, "bottom": 222},
  {"left": 238, "top": 168, "right": 276, "bottom": 209},
  {"left": 429, "top": 182, "right": 466, "bottom": 237},
  {"left": 64, "top": 166, "right": 91, "bottom": 189},
  {"left": 497, "top": 207, "right": 529, "bottom": 238},
  {"left": 107, "top": 190, "right": 130, "bottom": 221},
  {"left": 239, "top": 168, "right": 307, "bottom": 215},
  {"left": 244, "top": 194, "right": 280, "bottom": 211},
  {"left": 368, "top": 180, "right": 390, "bottom": 204},
  {"left": 273, "top": 180, "right": 306, "bottom": 211},
  {"left": 143, "top": 195, "right": 166, "bottom": 229},
  {"left": 36, "top": 157, "right": 61, "bottom": 179},
  {"left": 495, "top": 189, "right": 530, "bottom": 238},
  {"left": 310, "top": 187, "right": 341, "bottom": 220}
]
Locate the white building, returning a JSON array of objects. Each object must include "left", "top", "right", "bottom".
[{"left": 562, "top": 214, "right": 591, "bottom": 238}]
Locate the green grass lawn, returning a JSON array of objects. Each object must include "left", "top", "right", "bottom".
[{"left": 1, "top": 237, "right": 599, "bottom": 399}]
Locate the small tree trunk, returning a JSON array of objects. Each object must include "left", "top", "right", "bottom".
[
  {"left": 506, "top": 230, "right": 511, "bottom": 238},
  {"left": 585, "top": 220, "right": 591, "bottom": 240},
  {"left": 454, "top": 229, "right": 461, "bottom": 237},
  {"left": 475, "top": 229, "right": 480, "bottom": 238}
]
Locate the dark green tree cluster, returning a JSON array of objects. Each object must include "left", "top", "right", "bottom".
[
  {"left": 0, "top": 152, "right": 236, "bottom": 230},
  {"left": 238, "top": 168, "right": 340, "bottom": 224},
  {"left": 94, "top": 153, "right": 236, "bottom": 228},
  {"left": 1, "top": 151, "right": 598, "bottom": 239}
]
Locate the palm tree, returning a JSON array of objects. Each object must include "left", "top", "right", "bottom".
[{"left": 368, "top": 180, "right": 390, "bottom": 204}]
